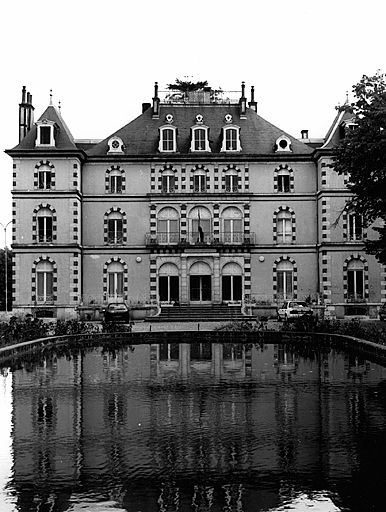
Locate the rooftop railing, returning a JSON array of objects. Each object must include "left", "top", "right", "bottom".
[{"left": 159, "top": 89, "right": 241, "bottom": 105}]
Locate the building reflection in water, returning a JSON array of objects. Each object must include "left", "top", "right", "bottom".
[{"left": 8, "top": 342, "right": 386, "bottom": 511}]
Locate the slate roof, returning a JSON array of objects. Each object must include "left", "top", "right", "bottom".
[
  {"left": 321, "top": 107, "right": 355, "bottom": 150},
  {"left": 10, "top": 105, "right": 80, "bottom": 152},
  {"left": 86, "top": 104, "right": 314, "bottom": 157}
]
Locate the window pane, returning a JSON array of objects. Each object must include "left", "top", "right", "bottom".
[
  {"left": 233, "top": 275, "right": 242, "bottom": 300},
  {"left": 222, "top": 276, "right": 232, "bottom": 301},
  {"left": 40, "top": 126, "right": 51, "bottom": 144},
  {"left": 159, "top": 276, "right": 168, "bottom": 301}
]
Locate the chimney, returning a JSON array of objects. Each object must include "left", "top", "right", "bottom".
[
  {"left": 142, "top": 102, "right": 151, "bottom": 113},
  {"left": 301, "top": 129, "right": 309, "bottom": 139},
  {"left": 239, "top": 81, "right": 247, "bottom": 118},
  {"left": 19, "top": 86, "right": 35, "bottom": 142},
  {"left": 248, "top": 85, "right": 257, "bottom": 112},
  {"left": 152, "top": 82, "right": 160, "bottom": 118}
]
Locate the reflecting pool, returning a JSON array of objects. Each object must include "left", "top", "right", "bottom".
[{"left": 2, "top": 341, "right": 386, "bottom": 511}]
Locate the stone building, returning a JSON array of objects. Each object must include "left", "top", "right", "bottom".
[{"left": 5, "top": 82, "right": 385, "bottom": 319}]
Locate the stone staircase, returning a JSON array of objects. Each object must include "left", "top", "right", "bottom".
[{"left": 147, "top": 304, "right": 252, "bottom": 322}]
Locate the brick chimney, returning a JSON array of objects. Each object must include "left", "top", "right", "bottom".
[{"left": 19, "top": 86, "right": 35, "bottom": 142}]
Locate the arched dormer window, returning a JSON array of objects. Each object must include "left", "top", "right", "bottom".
[
  {"left": 221, "top": 126, "right": 241, "bottom": 152},
  {"left": 107, "top": 136, "right": 124, "bottom": 154},
  {"left": 36, "top": 119, "right": 56, "bottom": 147},
  {"left": 159, "top": 126, "right": 177, "bottom": 152},
  {"left": 275, "top": 135, "right": 292, "bottom": 153},
  {"left": 190, "top": 124, "right": 211, "bottom": 152}
]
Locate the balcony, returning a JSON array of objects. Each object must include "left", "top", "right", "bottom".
[{"left": 146, "top": 232, "right": 256, "bottom": 247}]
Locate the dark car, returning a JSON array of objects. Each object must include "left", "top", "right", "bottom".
[
  {"left": 104, "top": 303, "right": 130, "bottom": 323},
  {"left": 380, "top": 303, "right": 386, "bottom": 321}
]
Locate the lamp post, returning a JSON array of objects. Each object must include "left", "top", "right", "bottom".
[{"left": 0, "top": 221, "right": 12, "bottom": 314}]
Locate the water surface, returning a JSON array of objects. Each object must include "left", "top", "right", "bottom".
[{"left": 2, "top": 341, "right": 386, "bottom": 511}]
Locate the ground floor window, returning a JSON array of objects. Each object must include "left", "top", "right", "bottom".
[
  {"left": 190, "top": 275, "right": 212, "bottom": 302},
  {"left": 36, "top": 261, "right": 54, "bottom": 302},
  {"left": 159, "top": 275, "right": 179, "bottom": 302},
  {"left": 276, "top": 260, "right": 293, "bottom": 299},
  {"left": 347, "top": 259, "right": 364, "bottom": 301},
  {"left": 108, "top": 262, "right": 124, "bottom": 300}
]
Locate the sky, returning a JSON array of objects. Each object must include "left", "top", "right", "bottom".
[{"left": 0, "top": 0, "right": 385, "bottom": 237}]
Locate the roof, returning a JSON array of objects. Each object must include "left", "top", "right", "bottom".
[
  {"left": 321, "top": 106, "right": 355, "bottom": 150},
  {"left": 10, "top": 105, "right": 80, "bottom": 152},
  {"left": 86, "top": 104, "right": 314, "bottom": 157}
]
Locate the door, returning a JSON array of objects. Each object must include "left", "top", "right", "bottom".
[{"left": 190, "top": 275, "right": 212, "bottom": 303}]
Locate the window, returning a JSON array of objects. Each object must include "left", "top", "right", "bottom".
[
  {"left": 225, "top": 128, "right": 237, "bottom": 151},
  {"left": 159, "top": 127, "right": 177, "bottom": 152},
  {"left": 277, "top": 260, "right": 293, "bottom": 299},
  {"left": 223, "top": 207, "right": 243, "bottom": 243},
  {"left": 348, "top": 212, "right": 363, "bottom": 241},
  {"left": 190, "top": 207, "right": 211, "bottom": 244},
  {"left": 107, "top": 136, "right": 124, "bottom": 154},
  {"left": 109, "top": 170, "right": 122, "bottom": 194},
  {"left": 157, "top": 208, "right": 179, "bottom": 244},
  {"left": 36, "top": 260, "right": 54, "bottom": 302},
  {"left": 275, "top": 135, "right": 292, "bottom": 152},
  {"left": 193, "top": 171, "right": 207, "bottom": 192},
  {"left": 277, "top": 169, "right": 290, "bottom": 193},
  {"left": 161, "top": 171, "right": 175, "bottom": 193},
  {"left": 347, "top": 259, "right": 364, "bottom": 301},
  {"left": 38, "top": 167, "right": 52, "bottom": 189},
  {"left": 277, "top": 211, "right": 292, "bottom": 244},
  {"left": 36, "top": 120, "right": 55, "bottom": 147},
  {"left": 107, "top": 212, "right": 123, "bottom": 244},
  {"left": 191, "top": 127, "right": 210, "bottom": 152},
  {"left": 107, "top": 262, "right": 124, "bottom": 300},
  {"left": 158, "top": 263, "right": 180, "bottom": 302},
  {"left": 225, "top": 172, "right": 239, "bottom": 192},
  {"left": 222, "top": 262, "right": 243, "bottom": 301},
  {"left": 37, "top": 208, "right": 53, "bottom": 243}
]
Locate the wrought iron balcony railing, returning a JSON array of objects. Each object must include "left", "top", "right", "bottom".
[{"left": 145, "top": 232, "right": 256, "bottom": 246}]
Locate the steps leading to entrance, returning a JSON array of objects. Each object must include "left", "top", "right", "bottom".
[{"left": 147, "top": 304, "right": 251, "bottom": 322}]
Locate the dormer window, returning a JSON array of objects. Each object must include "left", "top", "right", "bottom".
[
  {"left": 275, "top": 135, "right": 292, "bottom": 153},
  {"left": 191, "top": 126, "right": 211, "bottom": 152},
  {"left": 159, "top": 126, "right": 177, "bottom": 152},
  {"left": 36, "top": 119, "right": 56, "bottom": 147},
  {"left": 221, "top": 126, "right": 241, "bottom": 152},
  {"left": 107, "top": 136, "right": 124, "bottom": 154}
]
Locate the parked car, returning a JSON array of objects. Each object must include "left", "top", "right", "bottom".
[
  {"left": 277, "top": 301, "right": 313, "bottom": 322},
  {"left": 379, "top": 303, "right": 386, "bottom": 321},
  {"left": 104, "top": 303, "right": 131, "bottom": 323}
]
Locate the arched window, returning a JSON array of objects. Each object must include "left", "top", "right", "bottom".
[
  {"left": 276, "top": 210, "right": 292, "bottom": 244},
  {"left": 158, "top": 263, "right": 179, "bottom": 303},
  {"left": 107, "top": 211, "right": 123, "bottom": 244},
  {"left": 159, "top": 127, "right": 177, "bottom": 152},
  {"left": 347, "top": 211, "right": 363, "bottom": 241},
  {"left": 161, "top": 169, "right": 175, "bottom": 193},
  {"left": 189, "top": 206, "right": 211, "bottom": 244},
  {"left": 157, "top": 207, "right": 179, "bottom": 244},
  {"left": 222, "top": 207, "right": 243, "bottom": 243},
  {"left": 222, "top": 262, "right": 243, "bottom": 302},
  {"left": 191, "top": 126, "right": 210, "bottom": 152},
  {"left": 224, "top": 169, "right": 239, "bottom": 192},
  {"left": 277, "top": 168, "right": 290, "bottom": 193},
  {"left": 36, "top": 260, "right": 54, "bottom": 303},
  {"left": 347, "top": 258, "right": 364, "bottom": 301},
  {"left": 107, "top": 261, "right": 124, "bottom": 300},
  {"left": 109, "top": 169, "right": 123, "bottom": 194},
  {"left": 221, "top": 126, "right": 241, "bottom": 152},
  {"left": 37, "top": 207, "right": 53, "bottom": 243},
  {"left": 193, "top": 169, "right": 207, "bottom": 193},
  {"left": 276, "top": 259, "right": 294, "bottom": 299},
  {"left": 38, "top": 164, "right": 52, "bottom": 189}
]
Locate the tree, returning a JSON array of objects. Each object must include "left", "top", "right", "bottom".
[
  {"left": 167, "top": 79, "right": 209, "bottom": 92},
  {"left": 332, "top": 71, "right": 386, "bottom": 264}
]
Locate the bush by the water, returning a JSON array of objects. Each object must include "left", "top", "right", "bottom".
[
  {"left": 0, "top": 316, "right": 132, "bottom": 346},
  {"left": 281, "top": 316, "right": 386, "bottom": 345}
]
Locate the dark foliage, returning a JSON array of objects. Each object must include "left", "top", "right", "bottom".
[
  {"left": 167, "top": 79, "right": 209, "bottom": 92},
  {"left": 332, "top": 71, "right": 386, "bottom": 263}
]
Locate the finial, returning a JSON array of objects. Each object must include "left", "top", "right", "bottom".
[
  {"left": 58, "top": 100, "right": 61, "bottom": 113},
  {"left": 50, "top": 89, "right": 53, "bottom": 105}
]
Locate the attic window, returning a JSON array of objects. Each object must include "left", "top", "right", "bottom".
[
  {"left": 35, "top": 119, "right": 56, "bottom": 147},
  {"left": 159, "top": 126, "right": 177, "bottom": 152},
  {"left": 107, "top": 137, "right": 124, "bottom": 154},
  {"left": 221, "top": 126, "right": 241, "bottom": 152},
  {"left": 191, "top": 125, "right": 211, "bottom": 152},
  {"left": 275, "top": 135, "right": 292, "bottom": 153}
]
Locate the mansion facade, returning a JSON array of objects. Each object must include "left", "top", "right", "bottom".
[{"left": 5, "top": 83, "right": 386, "bottom": 319}]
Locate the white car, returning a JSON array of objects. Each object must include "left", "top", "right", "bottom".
[{"left": 277, "top": 301, "right": 313, "bottom": 322}]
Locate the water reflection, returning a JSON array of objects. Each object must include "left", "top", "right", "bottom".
[{"left": 3, "top": 342, "right": 386, "bottom": 511}]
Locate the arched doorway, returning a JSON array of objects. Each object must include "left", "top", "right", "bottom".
[
  {"left": 222, "top": 262, "right": 243, "bottom": 302},
  {"left": 189, "top": 261, "right": 212, "bottom": 303},
  {"left": 158, "top": 263, "right": 180, "bottom": 303}
]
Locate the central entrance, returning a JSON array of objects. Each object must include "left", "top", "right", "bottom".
[{"left": 189, "top": 261, "right": 212, "bottom": 304}]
